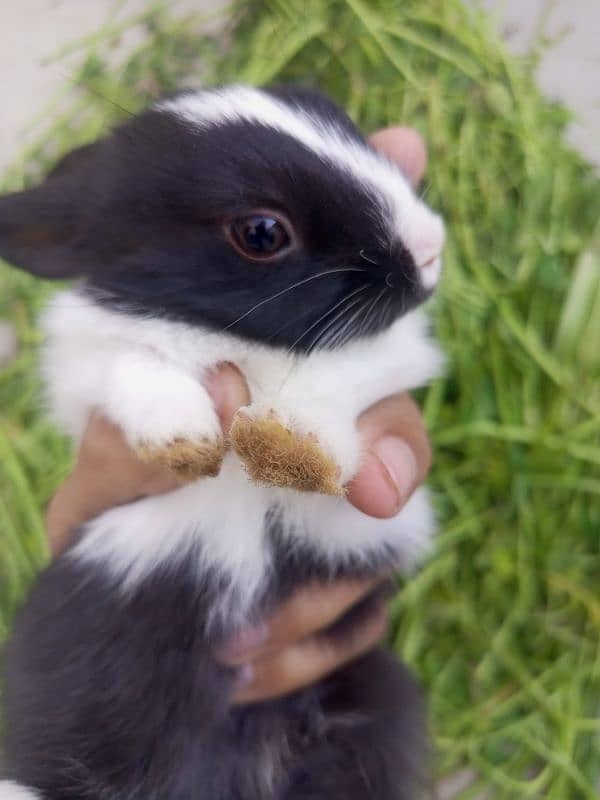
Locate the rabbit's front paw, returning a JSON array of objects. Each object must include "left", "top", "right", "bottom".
[
  {"left": 230, "top": 411, "right": 344, "bottom": 496},
  {"left": 104, "top": 353, "right": 225, "bottom": 483},
  {"left": 136, "top": 435, "right": 225, "bottom": 482}
]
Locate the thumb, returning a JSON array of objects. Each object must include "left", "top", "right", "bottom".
[{"left": 205, "top": 363, "right": 251, "bottom": 434}]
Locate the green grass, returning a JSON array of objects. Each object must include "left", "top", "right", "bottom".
[{"left": 1, "top": 1, "right": 599, "bottom": 796}]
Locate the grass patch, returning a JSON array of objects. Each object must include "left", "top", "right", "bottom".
[{"left": 1, "top": 1, "right": 599, "bottom": 796}]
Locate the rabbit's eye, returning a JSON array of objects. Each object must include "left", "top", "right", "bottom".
[{"left": 227, "top": 213, "right": 293, "bottom": 261}]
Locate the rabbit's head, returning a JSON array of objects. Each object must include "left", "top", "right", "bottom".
[{"left": 0, "top": 85, "right": 444, "bottom": 352}]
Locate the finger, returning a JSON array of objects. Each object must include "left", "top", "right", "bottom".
[
  {"left": 231, "top": 601, "right": 388, "bottom": 705},
  {"left": 46, "top": 477, "right": 89, "bottom": 557},
  {"left": 46, "top": 414, "right": 182, "bottom": 556},
  {"left": 369, "top": 126, "right": 427, "bottom": 187},
  {"left": 204, "top": 362, "right": 251, "bottom": 434},
  {"left": 47, "top": 365, "right": 250, "bottom": 556},
  {"left": 217, "top": 575, "right": 383, "bottom": 666},
  {"left": 347, "top": 394, "right": 431, "bottom": 519},
  {"left": 79, "top": 415, "right": 180, "bottom": 496}
]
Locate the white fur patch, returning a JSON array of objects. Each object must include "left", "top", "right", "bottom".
[
  {"left": 47, "top": 289, "right": 443, "bottom": 622},
  {"left": 157, "top": 86, "right": 445, "bottom": 273},
  {"left": 73, "top": 455, "right": 273, "bottom": 624},
  {"left": 0, "top": 782, "right": 40, "bottom": 800},
  {"left": 72, "top": 463, "right": 435, "bottom": 626}
]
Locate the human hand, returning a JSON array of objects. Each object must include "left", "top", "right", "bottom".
[{"left": 46, "top": 125, "right": 432, "bottom": 704}]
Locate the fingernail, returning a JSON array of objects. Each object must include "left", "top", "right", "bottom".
[
  {"left": 205, "top": 364, "right": 250, "bottom": 431},
  {"left": 373, "top": 437, "right": 418, "bottom": 511}
]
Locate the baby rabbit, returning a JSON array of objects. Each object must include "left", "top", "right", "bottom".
[{"left": 0, "top": 85, "right": 444, "bottom": 800}]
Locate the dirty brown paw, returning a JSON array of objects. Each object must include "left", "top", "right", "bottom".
[
  {"left": 136, "top": 436, "right": 225, "bottom": 482},
  {"left": 229, "top": 413, "right": 344, "bottom": 496}
]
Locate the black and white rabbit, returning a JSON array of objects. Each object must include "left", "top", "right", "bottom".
[{"left": 0, "top": 85, "right": 445, "bottom": 800}]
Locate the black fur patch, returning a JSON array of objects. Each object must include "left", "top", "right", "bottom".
[{"left": 3, "top": 517, "right": 427, "bottom": 800}]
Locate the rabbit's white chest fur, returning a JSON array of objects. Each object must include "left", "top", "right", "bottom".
[{"left": 42, "top": 288, "right": 442, "bottom": 622}]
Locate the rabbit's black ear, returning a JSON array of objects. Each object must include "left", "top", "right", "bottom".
[{"left": 0, "top": 141, "right": 102, "bottom": 279}]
